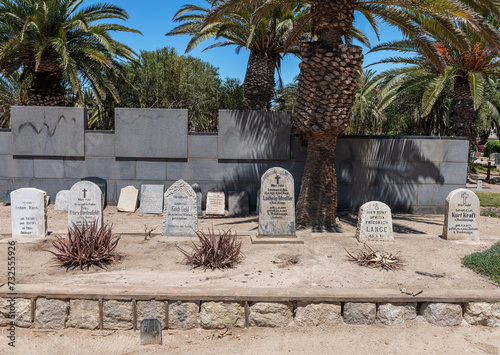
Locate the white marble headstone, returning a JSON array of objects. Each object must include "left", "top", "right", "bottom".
[
  {"left": 54, "top": 190, "right": 70, "bottom": 211},
  {"left": 355, "top": 201, "right": 394, "bottom": 242},
  {"left": 68, "top": 181, "right": 103, "bottom": 229},
  {"left": 206, "top": 189, "right": 225, "bottom": 216},
  {"left": 258, "top": 167, "right": 295, "bottom": 236},
  {"left": 443, "top": 189, "right": 480, "bottom": 240},
  {"left": 162, "top": 180, "right": 198, "bottom": 236},
  {"left": 11, "top": 188, "right": 47, "bottom": 238},
  {"left": 117, "top": 186, "right": 139, "bottom": 212},
  {"left": 140, "top": 184, "right": 164, "bottom": 214}
]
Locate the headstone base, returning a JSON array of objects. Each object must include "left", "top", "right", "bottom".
[{"left": 251, "top": 235, "right": 303, "bottom": 244}]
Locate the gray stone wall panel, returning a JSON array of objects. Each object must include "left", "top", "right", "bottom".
[{"left": 85, "top": 132, "right": 115, "bottom": 157}]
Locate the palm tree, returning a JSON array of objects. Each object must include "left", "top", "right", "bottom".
[
  {"left": 204, "top": 0, "right": 500, "bottom": 230},
  {"left": 167, "top": 1, "right": 306, "bottom": 110},
  {"left": 0, "top": 71, "right": 28, "bottom": 127},
  {"left": 0, "top": 0, "right": 140, "bottom": 107}
]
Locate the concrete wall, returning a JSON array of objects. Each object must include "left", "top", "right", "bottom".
[{"left": 0, "top": 107, "right": 469, "bottom": 213}]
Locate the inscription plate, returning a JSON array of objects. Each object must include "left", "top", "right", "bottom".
[
  {"left": 162, "top": 180, "right": 198, "bottom": 236},
  {"left": 140, "top": 318, "right": 162, "bottom": 345},
  {"left": 206, "top": 189, "right": 225, "bottom": 216},
  {"left": 140, "top": 185, "right": 164, "bottom": 214},
  {"left": 68, "top": 181, "right": 103, "bottom": 229},
  {"left": 355, "top": 201, "right": 394, "bottom": 242},
  {"left": 117, "top": 185, "right": 139, "bottom": 212},
  {"left": 11, "top": 188, "right": 47, "bottom": 238},
  {"left": 258, "top": 167, "right": 295, "bottom": 235},
  {"left": 443, "top": 189, "right": 480, "bottom": 240}
]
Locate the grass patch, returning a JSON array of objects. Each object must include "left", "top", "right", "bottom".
[
  {"left": 476, "top": 192, "right": 500, "bottom": 207},
  {"left": 462, "top": 242, "right": 500, "bottom": 284}
]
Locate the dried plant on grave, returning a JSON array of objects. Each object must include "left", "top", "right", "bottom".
[
  {"left": 49, "top": 221, "right": 121, "bottom": 270},
  {"left": 144, "top": 225, "right": 157, "bottom": 240},
  {"left": 345, "top": 243, "right": 404, "bottom": 271},
  {"left": 176, "top": 228, "right": 243, "bottom": 270}
]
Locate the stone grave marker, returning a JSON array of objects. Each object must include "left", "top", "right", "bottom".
[
  {"left": 355, "top": 201, "right": 394, "bottom": 242},
  {"left": 4, "top": 189, "right": 12, "bottom": 205},
  {"left": 11, "top": 188, "right": 47, "bottom": 238},
  {"left": 162, "top": 180, "right": 198, "bottom": 236},
  {"left": 229, "top": 191, "right": 249, "bottom": 217},
  {"left": 117, "top": 186, "right": 139, "bottom": 212},
  {"left": 496, "top": 154, "right": 500, "bottom": 166},
  {"left": 140, "top": 184, "right": 164, "bottom": 214},
  {"left": 81, "top": 177, "right": 106, "bottom": 207},
  {"left": 443, "top": 188, "right": 480, "bottom": 240},
  {"left": 68, "top": 181, "right": 103, "bottom": 229},
  {"left": 140, "top": 319, "right": 162, "bottom": 345},
  {"left": 206, "top": 188, "right": 225, "bottom": 216},
  {"left": 54, "top": 190, "right": 70, "bottom": 211},
  {"left": 258, "top": 167, "right": 295, "bottom": 236},
  {"left": 191, "top": 183, "right": 203, "bottom": 216},
  {"left": 477, "top": 180, "right": 483, "bottom": 190}
]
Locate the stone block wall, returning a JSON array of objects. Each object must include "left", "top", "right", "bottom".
[{"left": 0, "top": 107, "right": 468, "bottom": 213}]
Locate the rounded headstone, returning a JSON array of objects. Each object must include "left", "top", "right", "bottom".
[
  {"left": 68, "top": 181, "right": 103, "bottom": 229},
  {"left": 355, "top": 201, "right": 394, "bottom": 242},
  {"left": 443, "top": 188, "right": 480, "bottom": 240},
  {"left": 162, "top": 180, "right": 198, "bottom": 236},
  {"left": 54, "top": 190, "right": 70, "bottom": 211}
]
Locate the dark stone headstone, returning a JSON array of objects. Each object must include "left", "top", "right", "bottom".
[
  {"left": 4, "top": 190, "right": 12, "bottom": 205},
  {"left": 229, "top": 191, "right": 249, "bottom": 217},
  {"left": 81, "top": 177, "right": 106, "bottom": 207},
  {"left": 191, "top": 183, "right": 203, "bottom": 216},
  {"left": 140, "top": 318, "right": 162, "bottom": 345}
]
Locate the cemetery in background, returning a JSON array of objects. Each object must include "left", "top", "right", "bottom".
[{"left": 0, "top": 106, "right": 468, "bottom": 214}]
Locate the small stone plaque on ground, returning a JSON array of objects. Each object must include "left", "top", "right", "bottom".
[
  {"left": 258, "top": 167, "right": 295, "bottom": 236},
  {"left": 191, "top": 183, "right": 203, "bottom": 216},
  {"left": 54, "top": 190, "right": 70, "bottom": 211},
  {"left": 4, "top": 189, "right": 12, "bottom": 205},
  {"left": 117, "top": 186, "right": 139, "bottom": 212},
  {"left": 206, "top": 189, "right": 225, "bottom": 216},
  {"left": 229, "top": 191, "right": 249, "bottom": 217},
  {"left": 140, "top": 185, "right": 164, "bottom": 214},
  {"left": 11, "top": 188, "right": 47, "bottom": 238},
  {"left": 140, "top": 318, "right": 162, "bottom": 345},
  {"left": 443, "top": 188, "right": 480, "bottom": 240},
  {"left": 162, "top": 180, "right": 198, "bottom": 236},
  {"left": 68, "top": 181, "right": 103, "bottom": 229},
  {"left": 355, "top": 201, "right": 394, "bottom": 242}
]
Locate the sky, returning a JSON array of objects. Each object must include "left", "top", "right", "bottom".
[{"left": 110, "top": 0, "right": 404, "bottom": 86}]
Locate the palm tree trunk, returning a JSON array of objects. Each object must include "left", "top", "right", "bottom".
[
  {"left": 244, "top": 51, "right": 277, "bottom": 110},
  {"left": 27, "top": 53, "right": 65, "bottom": 106},
  {"left": 448, "top": 76, "right": 477, "bottom": 144},
  {"left": 294, "top": 0, "right": 362, "bottom": 229},
  {"left": 296, "top": 133, "right": 338, "bottom": 230}
]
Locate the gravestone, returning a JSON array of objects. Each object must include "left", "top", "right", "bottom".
[
  {"left": 140, "top": 185, "right": 164, "bottom": 214},
  {"left": 117, "top": 186, "right": 139, "bottom": 212},
  {"left": 4, "top": 190, "right": 12, "bottom": 205},
  {"left": 11, "top": 188, "right": 47, "bottom": 238},
  {"left": 477, "top": 180, "right": 483, "bottom": 190},
  {"left": 206, "top": 188, "right": 225, "bottom": 216},
  {"left": 258, "top": 167, "right": 295, "bottom": 236},
  {"left": 229, "top": 191, "right": 249, "bottom": 217},
  {"left": 191, "top": 183, "right": 203, "bottom": 216},
  {"left": 162, "top": 180, "right": 198, "bottom": 236},
  {"left": 68, "top": 181, "right": 103, "bottom": 229},
  {"left": 496, "top": 154, "right": 500, "bottom": 166},
  {"left": 255, "top": 188, "right": 260, "bottom": 213},
  {"left": 140, "top": 319, "right": 162, "bottom": 345},
  {"left": 81, "top": 177, "right": 106, "bottom": 207},
  {"left": 355, "top": 201, "right": 394, "bottom": 242},
  {"left": 54, "top": 190, "right": 70, "bottom": 211},
  {"left": 443, "top": 189, "right": 480, "bottom": 240}
]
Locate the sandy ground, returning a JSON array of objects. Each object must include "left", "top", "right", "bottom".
[
  {"left": 1, "top": 323, "right": 500, "bottom": 355},
  {"left": 0, "top": 205, "right": 500, "bottom": 290}
]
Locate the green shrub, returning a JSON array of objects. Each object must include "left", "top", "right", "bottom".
[
  {"left": 462, "top": 242, "right": 500, "bottom": 284},
  {"left": 484, "top": 140, "right": 500, "bottom": 157}
]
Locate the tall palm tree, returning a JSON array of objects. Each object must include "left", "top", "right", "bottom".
[
  {"left": 0, "top": 0, "right": 140, "bottom": 106},
  {"left": 167, "top": 1, "right": 306, "bottom": 110},
  {"left": 204, "top": 0, "right": 500, "bottom": 230}
]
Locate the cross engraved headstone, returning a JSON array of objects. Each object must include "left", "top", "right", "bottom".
[
  {"left": 81, "top": 177, "right": 106, "bottom": 207},
  {"left": 68, "top": 181, "right": 103, "bottom": 229},
  {"left": 162, "top": 180, "right": 198, "bottom": 236},
  {"left": 11, "top": 188, "right": 47, "bottom": 239},
  {"left": 258, "top": 167, "right": 295, "bottom": 236},
  {"left": 140, "top": 318, "right": 162, "bottom": 345},
  {"left": 443, "top": 188, "right": 480, "bottom": 240},
  {"left": 140, "top": 184, "right": 164, "bottom": 214},
  {"left": 355, "top": 201, "right": 394, "bottom": 242}
]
